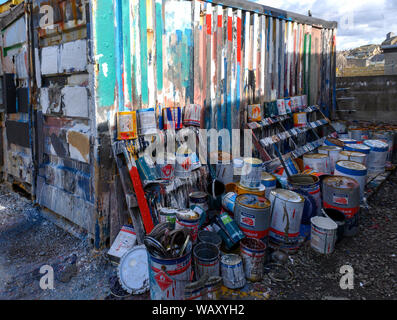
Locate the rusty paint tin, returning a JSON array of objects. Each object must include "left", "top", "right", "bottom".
[
  {"left": 240, "top": 238, "right": 267, "bottom": 282},
  {"left": 234, "top": 194, "right": 271, "bottom": 243},
  {"left": 220, "top": 254, "right": 246, "bottom": 289}
]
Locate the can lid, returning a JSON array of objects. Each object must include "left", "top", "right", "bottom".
[
  {"left": 243, "top": 158, "right": 263, "bottom": 167},
  {"left": 270, "top": 189, "right": 304, "bottom": 203},
  {"left": 176, "top": 209, "right": 200, "bottom": 220},
  {"left": 336, "top": 160, "right": 367, "bottom": 171},
  {"left": 303, "top": 153, "right": 329, "bottom": 159},
  {"left": 318, "top": 146, "right": 342, "bottom": 152},
  {"left": 221, "top": 254, "right": 242, "bottom": 266},
  {"left": 118, "top": 246, "right": 149, "bottom": 295},
  {"left": 364, "top": 139, "right": 389, "bottom": 152},
  {"left": 323, "top": 176, "right": 360, "bottom": 189},
  {"left": 261, "top": 172, "right": 277, "bottom": 181},
  {"left": 339, "top": 150, "right": 366, "bottom": 158},
  {"left": 233, "top": 158, "right": 244, "bottom": 168},
  {"left": 236, "top": 194, "right": 271, "bottom": 209},
  {"left": 340, "top": 138, "right": 357, "bottom": 144},
  {"left": 311, "top": 216, "right": 338, "bottom": 231},
  {"left": 345, "top": 144, "right": 371, "bottom": 153}
]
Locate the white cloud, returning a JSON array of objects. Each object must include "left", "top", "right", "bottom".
[{"left": 256, "top": 0, "right": 397, "bottom": 50}]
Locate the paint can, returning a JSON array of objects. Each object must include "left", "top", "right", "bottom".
[
  {"left": 175, "top": 147, "right": 200, "bottom": 178},
  {"left": 338, "top": 151, "right": 367, "bottom": 165},
  {"left": 159, "top": 208, "right": 177, "bottom": 227},
  {"left": 194, "top": 242, "right": 220, "bottom": 278},
  {"left": 198, "top": 230, "right": 222, "bottom": 249},
  {"left": 335, "top": 160, "right": 367, "bottom": 198},
  {"left": 205, "top": 276, "right": 223, "bottom": 300},
  {"left": 340, "top": 138, "right": 357, "bottom": 146},
  {"left": 148, "top": 242, "right": 192, "bottom": 300},
  {"left": 240, "top": 158, "right": 263, "bottom": 189},
  {"left": 324, "top": 138, "right": 344, "bottom": 148},
  {"left": 268, "top": 189, "right": 305, "bottom": 253},
  {"left": 235, "top": 183, "right": 266, "bottom": 197},
  {"left": 318, "top": 145, "right": 342, "bottom": 173},
  {"left": 163, "top": 107, "right": 183, "bottom": 130},
  {"left": 183, "top": 104, "right": 202, "bottom": 127},
  {"left": 344, "top": 143, "right": 371, "bottom": 158},
  {"left": 371, "top": 131, "right": 395, "bottom": 166},
  {"left": 287, "top": 174, "right": 322, "bottom": 216},
  {"left": 189, "top": 191, "right": 209, "bottom": 212},
  {"left": 248, "top": 104, "right": 262, "bottom": 122},
  {"left": 240, "top": 238, "right": 267, "bottom": 282},
  {"left": 222, "top": 192, "right": 237, "bottom": 214},
  {"left": 137, "top": 108, "right": 158, "bottom": 135},
  {"left": 156, "top": 153, "right": 176, "bottom": 180},
  {"left": 220, "top": 254, "right": 246, "bottom": 289},
  {"left": 207, "top": 179, "right": 226, "bottom": 210},
  {"left": 303, "top": 153, "right": 331, "bottom": 174},
  {"left": 310, "top": 216, "right": 337, "bottom": 255},
  {"left": 322, "top": 176, "right": 360, "bottom": 237},
  {"left": 293, "top": 112, "right": 307, "bottom": 128},
  {"left": 261, "top": 172, "right": 277, "bottom": 199},
  {"left": 234, "top": 194, "right": 272, "bottom": 243},
  {"left": 364, "top": 140, "right": 389, "bottom": 174},
  {"left": 117, "top": 111, "right": 138, "bottom": 140},
  {"left": 349, "top": 128, "right": 369, "bottom": 141},
  {"left": 175, "top": 209, "right": 201, "bottom": 243},
  {"left": 322, "top": 208, "right": 345, "bottom": 243}
]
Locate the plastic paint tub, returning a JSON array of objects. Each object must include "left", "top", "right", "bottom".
[
  {"left": 287, "top": 174, "right": 322, "bottom": 216},
  {"left": 334, "top": 160, "right": 367, "bottom": 198},
  {"left": 322, "top": 208, "right": 346, "bottom": 243},
  {"left": 198, "top": 230, "right": 222, "bottom": 249},
  {"left": 240, "top": 238, "right": 267, "bottom": 282},
  {"left": 234, "top": 194, "right": 272, "bottom": 243},
  {"left": 338, "top": 151, "right": 367, "bottom": 165},
  {"left": 322, "top": 176, "right": 360, "bottom": 237},
  {"left": 268, "top": 189, "right": 305, "bottom": 252},
  {"left": 303, "top": 153, "right": 331, "bottom": 174},
  {"left": 364, "top": 140, "right": 389, "bottom": 174},
  {"left": 240, "top": 158, "right": 263, "bottom": 189},
  {"left": 318, "top": 146, "right": 342, "bottom": 173},
  {"left": 310, "top": 216, "right": 338, "bottom": 254},
  {"left": 193, "top": 243, "right": 220, "bottom": 278},
  {"left": 148, "top": 242, "right": 192, "bottom": 300},
  {"left": 261, "top": 172, "right": 277, "bottom": 199},
  {"left": 220, "top": 254, "right": 246, "bottom": 289}
]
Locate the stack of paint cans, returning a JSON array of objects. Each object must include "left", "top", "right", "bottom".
[
  {"left": 234, "top": 194, "right": 272, "bottom": 245},
  {"left": 322, "top": 176, "right": 360, "bottom": 237},
  {"left": 268, "top": 189, "right": 305, "bottom": 253}
]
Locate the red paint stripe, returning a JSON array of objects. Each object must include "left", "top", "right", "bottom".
[
  {"left": 270, "top": 228, "right": 299, "bottom": 238},
  {"left": 228, "top": 16, "right": 232, "bottom": 41},
  {"left": 121, "top": 229, "right": 136, "bottom": 235},
  {"left": 129, "top": 166, "right": 154, "bottom": 233},
  {"left": 206, "top": 14, "right": 212, "bottom": 35},
  {"left": 218, "top": 14, "right": 222, "bottom": 28},
  {"left": 323, "top": 202, "right": 359, "bottom": 219},
  {"left": 237, "top": 17, "right": 241, "bottom": 63},
  {"left": 239, "top": 226, "right": 269, "bottom": 239},
  {"left": 151, "top": 260, "right": 191, "bottom": 276}
]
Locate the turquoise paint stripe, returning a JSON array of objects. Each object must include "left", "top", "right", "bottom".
[
  {"left": 114, "top": 0, "right": 125, "bottom": 111},
  {"left": 155, "top": 1, "right": 163, "bottom": 92},
  {"left": 122, "top": 0, "right": 132, "bottom": 109},
  {"left": 140, "top": 0, "right": 149, "bottom": 105}
]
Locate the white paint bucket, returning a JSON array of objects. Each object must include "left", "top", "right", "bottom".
[
  {"left": 364, "top": 140, "right": 389, "bottom": 174},
  {"left": 183, "top": 104, "right": 202, "bottom": 127},
  {"left": 344, "top": 144, "right": 370, "bottom": 165},
  {"left": 338, "top": 151, "right": 367, "bottom": 165},
  {"left": 220, "top": 254, "right": 246, "bottom": 289},
  {"left": 240, "top": 158, "right": 263, "bottom": 189},
  {"left": 310, "top": 216, "right": 337, "bottom": 254},
  {"left": 216, "top": 153, "right": 234, "bottom": 185},
  {"left": 334, "top": 160, "right": 367, "bottom": 199},
  {"left": 156, "top": 153, "right": 176, "bottom": 180},
  {"left": 269, "top": 189, "right": 305, "bottom": 252},
  {"left": 303, "top": 153, "right": 331, "bottom": 174},
  {"left": 349, "top": 128, "right": 369, "bottom": 141},
  {"left": 318, "top": 146, "right": 342, "bottom": 173}
]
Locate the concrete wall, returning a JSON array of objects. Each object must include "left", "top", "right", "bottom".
[
  {"left": 336, "top": 75, "right": 397, "bottom": 123},
  {"left": 384, "top": 51, "right": 397, "bottom": 75}
]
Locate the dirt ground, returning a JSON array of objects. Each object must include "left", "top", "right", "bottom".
[{"left": 0, "top": 171, "right": 396, "bottom": 300}]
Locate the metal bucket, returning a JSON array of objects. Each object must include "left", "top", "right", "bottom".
[
  {"left": 364, "top": 140, "right": 389, "bottom": 174},
  {"left": 322, "top": 176, "right": 360, "bottom": 237},
  {"left": 240, "top": 158, "right": 263, "bottom": 189},
  {"left": 334, "top": 160, "right": 367, "bottom": 199},
  {"left": 234, "top": 194, "right": 272, "bottom": 244},
  {"left": 240, "top": 238, "right": 267, "bottom": 282},
  {"left": 198, "top": 230, "right": 222, "bottom": 249},
  {"left": 287, "top": 174, "right": 322, "bottom": 216},
  {"left": 310, "top": 216, "right": 337, "bottom": 255},
  {"left": 268, "top": 189, "right": 305, "bottom": 252},
  {"left": 220, "top": 254, "right": 246, "bottom": 289},
  {"left": 318, "top": 146, "right": 342, "bottom": 174},
  {"left": 303, "top": 153, "right": 331, "bottom": 174},
  {"left": 194, "top": 243, "right": 220, "bottom": 279},
  {"left": 148, "top": 242, "right": 192, "bottom": 300}
]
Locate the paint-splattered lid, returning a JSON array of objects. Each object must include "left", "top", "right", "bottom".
[
  {"left": 318, "top": 146, "right": 342, "bottom": 152},
  {"left": 339, "top": 150, "right": 366, "bottom": 158},
  {"left": 221, "top": 254, "right": 242, "bottom": 266},
  {"left": 243, "top": 157, "right": 263, "bottom": 167},
  {"left": 303, "top": 153, "right": 329, "bottom": 159},
  {"left": 270, "top": 189, "right": 304, "bottom": 203},
  {"left": 336, "top": 160, "right": 367, "bottom": 172},
  {"left": 323, "top": 176, "right": 360, "bottom": 189},
  {"left": 236, "top": 194, "right": 270, "bottom": 209},
  {"left": 118, "top": 245, "right": 149, "bottom": 295},
  {"left": 364, "top": 140, "right": 389, "bottom": 152}
]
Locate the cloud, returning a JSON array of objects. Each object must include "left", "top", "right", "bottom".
[{"left": 256, "top": 0, "right": 397, "bottom": 50}]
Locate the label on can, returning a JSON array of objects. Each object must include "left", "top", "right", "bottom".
[
  {"left": 240, "top": 212, "right": 256, "bottom": 228},
  {"left": 333, "top": 194, "right": 349, "bottom": 205}
]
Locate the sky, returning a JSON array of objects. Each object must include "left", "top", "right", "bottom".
[{"left": 257, "top": 0, "right": 397, "bottom": 50}]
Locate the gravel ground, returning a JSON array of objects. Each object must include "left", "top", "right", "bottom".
[{"left": 0, "top": 170, "right": 396, "bottom": 300}]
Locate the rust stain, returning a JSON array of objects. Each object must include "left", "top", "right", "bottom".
[{"left": 67, "top": 130, "right": 90, "bottom": 162}]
